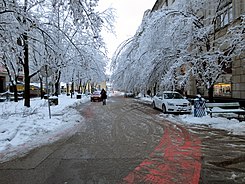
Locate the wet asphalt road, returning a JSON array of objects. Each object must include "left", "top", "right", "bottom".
[
  {"left": 0, "top": 96, "right": 245, "bottom": 183},
  {"left": 194, "top": 126, "right": 245, "bottom": 183}
]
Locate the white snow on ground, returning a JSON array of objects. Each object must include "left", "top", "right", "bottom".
[
  {"left": 0, "top": 92, "right": 245, "bottom": 163},
  {"left": 140, "top": 96, "right": 245, "bottom": 135},
  {"left": 0, "top": 94, "right": 90, "bottom": 162}
]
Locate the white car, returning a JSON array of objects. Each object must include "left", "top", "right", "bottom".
[{"left": 152, "top": 91, "right": 192, "bottom": 113}]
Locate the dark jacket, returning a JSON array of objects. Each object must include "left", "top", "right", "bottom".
[{"left": 100, "top": 89, "right": 107, "bottom": 99}]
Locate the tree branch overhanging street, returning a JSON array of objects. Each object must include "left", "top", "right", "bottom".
[{"left": 111, "top": 0, "right": 245, "bottom": 102}]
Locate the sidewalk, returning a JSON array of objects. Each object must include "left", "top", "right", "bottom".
[{"left": 139, "top": 96, "right": 245, "bottom": 136}]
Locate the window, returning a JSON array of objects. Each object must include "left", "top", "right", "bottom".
[
  {"left": 164, "top": 92, "right": 184, "bottom": 99},
  {"left": 156, "top": 92, "right": 163, "bottom": 97},
  {"left": 215, "top": 3, "right": 233, "bottom": 29},
  {"left": 221, "top": 3, "right": 233, "bottom": 26},
  {"left": 214, "top": 83, "right": 231, "bottom": 97}
]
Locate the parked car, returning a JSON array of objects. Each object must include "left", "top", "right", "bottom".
[
  {"left": 124, "top": 92, "right": 134, "bottom": 98},
  {"left": 152, "top": 91, "right": 192, "bottom": 113},
  {"left": 91, "top": 91, "right": 102, "bottom": 102}
]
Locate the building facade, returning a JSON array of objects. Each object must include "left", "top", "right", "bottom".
[
  {"left": 0, "top": 64, "right": 7, "bottom": 93},
  {"left": 152, "top": 0, "right": 176, "bottom": 11},
  {"left": 0, "top": 62, "right": 25, "bottom": 93},
  {"left": 204, "top": 0, "right": 245, "bottom": 99},
  {"left": 229, "top": 0, "right": 245, "bottom": 99},
  {"left": 151, "top": 0, "right": 245, "bottom": 99}
]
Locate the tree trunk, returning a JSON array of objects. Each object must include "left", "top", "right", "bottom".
[
  {"left": 8, "top": 76, "right": 18, "bottom": 102},
  {"left": 23, "top": 32, "right": 30, "bottom": 107},
  {"left": 13, "top": 84, "right": 18, "bottom": 102},
  {"left": 23, "top": 0, "right": 30, "bottom": 107},
  {"left": 208, "top": 85, "right": 214, "bottom": 102},
  {"left": 39, "top": 77, "right": 44, "bottom": 99},
  {"left": 54, "top": 82, "right": 59, "bottom": 96},
  {"left": 71, "top": 80, "right": 74, "bottom": 98},
  {"left": 66, "top": 83, "right": 69, "bottom": 96},
  {"left": 79, "top": 79, "right": 82, "bottom": 94},
  {"left": 54, "top": 71, "right": 61, "bottom": 96},
  {"left": 153, "top": 82, "right": 157, "bottom": 96}
]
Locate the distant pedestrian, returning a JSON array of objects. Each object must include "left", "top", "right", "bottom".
[
  {"left": 100, "top": 88, "right": 107, "bottom": 105},
  {"left": 147, "top": 89, "right": 151, "bottom": 96}
]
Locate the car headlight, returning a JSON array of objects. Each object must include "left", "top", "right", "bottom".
[{"left": 167, "top": 102, "right": 174, "bottom": 106}]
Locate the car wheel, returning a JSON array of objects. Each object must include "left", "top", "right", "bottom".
[
  {"left": 152, "top": 101, "right": 156, "bottom": 109},
  {"left": 162, "top": 104, "right": 166, "bottom": 113}
]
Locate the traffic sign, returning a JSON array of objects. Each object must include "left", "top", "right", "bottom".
[{"left": 40, "top": 65, "right": 52, "bottom": 77}]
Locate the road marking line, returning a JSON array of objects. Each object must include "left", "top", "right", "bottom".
[{"left": 122, "top": 124, "right": 201, "bottom": 183}]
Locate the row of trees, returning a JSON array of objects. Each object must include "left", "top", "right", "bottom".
[
  {"left": 111, "top": 0, "right": 244, "bottom": 101},
  {"left": 0, "top": 0, "right": 114, "bottom": 107}
]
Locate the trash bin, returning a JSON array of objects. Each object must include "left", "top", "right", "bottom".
[{"left": 194, "top": 95, "right": 206, "bottom": 117}]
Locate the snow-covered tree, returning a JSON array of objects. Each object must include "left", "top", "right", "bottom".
[
  {"left": 0, "top": 0, "right": 26, "bottom": 102},
  {"left": 111, "top": 0, "right": 244, "bottom": 101},
  {"left": 0, "top": 0, "right": 114, "bottom": 106}
]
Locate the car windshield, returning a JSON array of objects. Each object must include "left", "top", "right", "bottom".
[
  {"left": 164, "top": 92, "right": 183, "bottom": 99},
  {"left": 93, "top": 91, "right": 100, "bottom": 95}
]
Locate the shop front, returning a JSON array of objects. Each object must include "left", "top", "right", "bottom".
[
  {"left": 214, "top": 83, "right": 231, "bottom": 97},
  {"left": 213, "top": 73, "right": 232, "bottom": 97}
]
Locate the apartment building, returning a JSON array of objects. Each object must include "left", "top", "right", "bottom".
[
  {"left": 0, "top": 64, "right": 7, "bottom": 93},
  {"left": 0, "top": 61, "right": 25, "bottom": 93},
  {"left": 220, "top": 0, "right": 244, "bottom": 99},
  {"left": 202, "top": 0, "right": 245, "bottom": 99},
  {"left": 151, "top": 0, "right": 245, "bottom": 99},
  {"left": 152, "top": 0, "right": 176, "bottom": 11}
]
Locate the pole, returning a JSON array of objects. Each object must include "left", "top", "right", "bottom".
[{"left": 45, "top": 65, "right": 51, "bottom": 118}]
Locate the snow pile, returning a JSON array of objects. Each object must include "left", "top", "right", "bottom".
[
  {"left": 1, "top": 94, "right": 245, "bottom": 163},
  {"left": 140, "top": 96, "right": 245, "bottom": 135},
  {"left": 0, "top": 94, "right": 90, "bottom": 162}
]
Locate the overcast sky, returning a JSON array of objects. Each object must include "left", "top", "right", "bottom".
[{"left": 98, "top": 0, "right": 156, "bottom": 58}]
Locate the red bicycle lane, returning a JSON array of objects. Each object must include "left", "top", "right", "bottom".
[{"left": 122, "top": 123, "right": 202, "bottom": 184}]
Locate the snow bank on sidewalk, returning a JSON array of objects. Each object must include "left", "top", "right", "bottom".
[
  {"left": 140, "top": 96, "right": 245, "bottom": 135},
  {"left": 0, "top": 94, "right": 90, "bottom": 162}
]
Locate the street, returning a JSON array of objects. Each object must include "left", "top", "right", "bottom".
[{"left": 0, "top": 96, "right": 245, "bottom": 183}]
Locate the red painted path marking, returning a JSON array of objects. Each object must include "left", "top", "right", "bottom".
[
  {"left": 83, "top": 106, "right": 94, "bottom": 119},
  {"left": 122, "top": 124, "right": 202, "bottom": 184}
]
